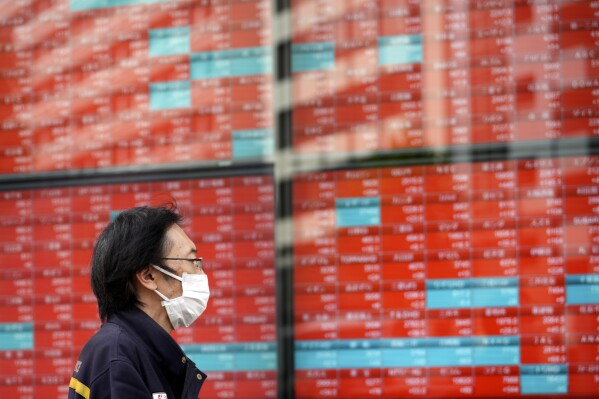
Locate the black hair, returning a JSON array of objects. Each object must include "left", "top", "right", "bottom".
[{"left": 91, "top": 205, "right": 182, "bottom": 322}]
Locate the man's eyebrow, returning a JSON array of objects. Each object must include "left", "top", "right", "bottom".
[{"left": 190, "top": 248, "right": 197, "bottom": 255}]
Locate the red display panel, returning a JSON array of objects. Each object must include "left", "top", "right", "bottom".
[
  {"left": 293, "top": 155, "right": 599, "bottom": 398},
  {"left": 291, "top": 0, "right": 599, "bottom": 153},
  {"left": 0, "top": 0, "right": 272, "bottom": 175},
  {"left": 0, "top": 174, "right": 276, "bottom": 399}
]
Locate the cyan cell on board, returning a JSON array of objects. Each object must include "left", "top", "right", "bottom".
[
  {"left": 473, "top": 345, "right": 519, "bottom": 366},
  {"left": 235, "top": 351, "right": 277, "bottom": 371},
  {"left": 337, "top": 348, "right": 382, "bottom": 368},
  {"left": 150, "top": 80, "right": 191, "bottom": 110},
  {"left": 426, "top": 346, "right": 473, "bottom": 367},
  {"left": 378, "top": 35, "right": 422, "bottom": 66},
  {"left": 566, "top": 274, "right": 599, "bottom": 304},
  {"left": 0, "top": 323, "right": 34, "bottom": 351},
  {"left": 191, "top": 47, "right": 272, "bottom": 79},
  {"left": 292, "top": 42, "right": 335, "bottom": 72},
  {"left": 149, "top": 27, "right": 190, "bottom": 57},
  {"left": 520, "top": 365, "right": 568, "bottom": 395},
  {"left": 232, "top": 129, "right": 274, "bottom": 159},
  {"left": 382, "top": 348, "right": 427, "bottom": 367},
  {"left": 295, "top": 349, "right": 337, "bottom": 370},
  {"left": 471, "top": 287, "right": 519, "bottom": 308},
  {"left": 336, "top": 197, "right": 380, "bottom": 227},
  {"left": 426, "top": 286, "right": 471, "bottom": 309},
  {"left": 182, "top": 342, "right": 277, "bottom": 372},
  {"left": 71, "top": 0, "right": 171, "bottom": 11}
]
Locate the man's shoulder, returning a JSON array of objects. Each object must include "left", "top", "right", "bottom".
[
  {"left": 77, "top": 321, "right": 140, "bottom": 369},
  {"left": 84, "top": 322, "right": 123, "bottom": 349},
  {"left": 68, "top": 323, "right": 146, "bottom": 398}
]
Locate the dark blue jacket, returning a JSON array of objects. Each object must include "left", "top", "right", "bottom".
[{"left": 68, "top": 307, "right": 206, "bottom": 399}]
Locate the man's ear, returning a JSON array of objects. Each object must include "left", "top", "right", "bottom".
[{"left": 136, "top": 266, "right": 158, "bottom": 291}]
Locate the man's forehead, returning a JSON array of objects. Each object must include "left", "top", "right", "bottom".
[{"left": 165, "top": 224, "right": 196, "bottom": 253}]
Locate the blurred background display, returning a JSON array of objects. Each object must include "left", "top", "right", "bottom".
[
  {"left": 293, "top": 156, "right": 599, "bottom": 397},
  {"left": 0, "top": 0, "right": 598, "bottom": 398},
  {"left": 0, "top": 0, "right": 272, "bottom": 173},
  {"left": 0, "top": 173, "right": 277, "bottom": 398},
  {"left": 291, "top": 0, "right": 597, "bottom": 153}
]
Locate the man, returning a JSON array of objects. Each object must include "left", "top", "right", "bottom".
[{"left": 68, "top": 206, "right": 210, "bottom": 399}]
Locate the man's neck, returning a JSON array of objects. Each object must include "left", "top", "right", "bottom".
[{"left": 137, "top": 302, "right": 173, "bottom": 333}]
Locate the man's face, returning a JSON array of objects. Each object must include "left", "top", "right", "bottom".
[{"left": 157, "top": 224, "right": 204, "bottom": 299}]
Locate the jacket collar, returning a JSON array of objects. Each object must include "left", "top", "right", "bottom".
[{"left": 108, "top": 306, "right": 188, "bottom": 377}]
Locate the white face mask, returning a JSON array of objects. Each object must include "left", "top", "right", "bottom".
[{"left": 152, "top": 265, "right": 210, "bottom": 329}]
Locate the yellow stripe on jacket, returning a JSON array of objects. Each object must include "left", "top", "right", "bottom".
[{"left": 69, "top": 377, "right": 91, "bottom": 399}]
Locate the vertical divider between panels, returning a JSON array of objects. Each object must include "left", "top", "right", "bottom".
[{"left": 273, "top": 0, "right": 294, "bottom": 397}]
